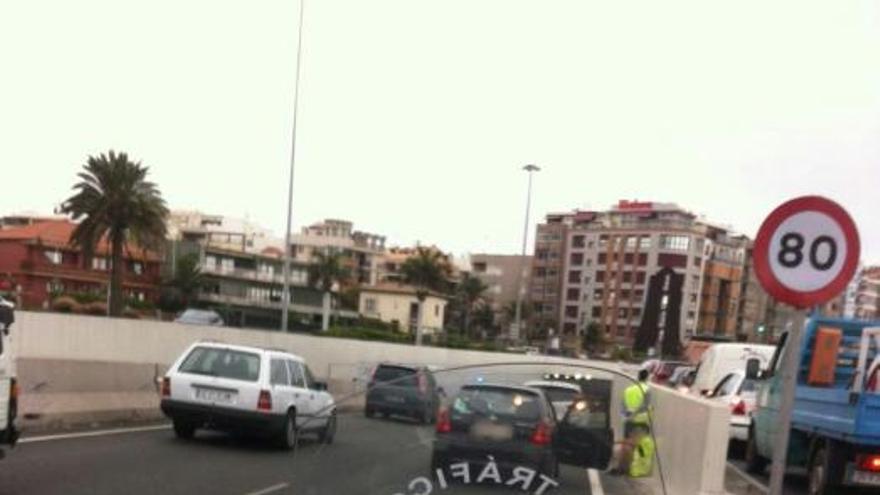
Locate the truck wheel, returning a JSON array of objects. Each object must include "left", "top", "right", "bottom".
[
  {"left": 808, "top": 443, "right": 844, "bottom": 495},
  {"left": 745, "top": 426, "right": 768, "bottom": 474}
]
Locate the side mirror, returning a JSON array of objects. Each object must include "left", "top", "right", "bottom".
[
  {"left": 312, "top": 381, "right": 328, "bottom": 391},
  {"left": 745, "top": 358, "right": 762, "bottom": 380}
]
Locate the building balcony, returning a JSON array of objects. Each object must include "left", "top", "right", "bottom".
[
  {"left": 201, "top": 265, "right": 306, "bottom": 286},
  {"left": 197, "top": 292, "right": 358, "bottom": 318}
]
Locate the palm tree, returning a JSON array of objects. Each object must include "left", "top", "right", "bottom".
[
  {"left": 457, "top": 273, "right": 488, "bottom": 338},
  {"left": 61, "top": 151, "right": 168, "bottom": 316},
  {"left": 171, "top": 253, "right": 204, "bottom": 308},
  {"left": 308, "top": 251, "right": 349, "bottom": 331},
  {"left": 401, "top": 247, "right": 451, "bottom": 345}
]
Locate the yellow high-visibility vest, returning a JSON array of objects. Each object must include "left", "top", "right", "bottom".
[{"left": 623, "top": 382, "right": 651, "bottom": 425}]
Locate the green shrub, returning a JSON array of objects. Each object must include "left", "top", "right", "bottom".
[
  {"left": 324, "top": 326, "right": 412, "bottom": 344},
  {"left": 51, "top": 296, "right": 81, "bottom": 313}
]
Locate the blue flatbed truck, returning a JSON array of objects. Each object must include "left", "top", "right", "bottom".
[{"left": 746, "top": 316, "right": 880, "bottom": 494}]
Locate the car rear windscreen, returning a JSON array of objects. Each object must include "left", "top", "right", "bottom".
[
  {"left": 452, "top": 387, "right": 542, "bottom": 422},
  {"left": 179, "top": 347, "right": 260, "bottom": 382},
  {"left": 540, "top": 387, "right": 579, "bottom": 403},
  {"left": 373, "top": 366, "right": 418, "bottom": 386}
]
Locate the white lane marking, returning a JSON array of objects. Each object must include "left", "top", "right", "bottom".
[
  {"left": 20, "top": 424, "right": 171, "bottom": 444},
  {"left": 726, "top": 461, "right": 769, "bottom": 494},
  {"left": 587, "top": 468, "right": 605, "bottom": 495},
  {"left": 244, "top": 482, "right": 289, "bottom": 495}
]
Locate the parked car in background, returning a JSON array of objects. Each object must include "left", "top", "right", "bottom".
[
  {"left": 668, "top": 366, "right": 696, "bottom": 392},
  {"left": 0, "top": 300, "right": 18, "bottom": 459},
  {"left": 160, "top": 342, "right": 336, "bottom": 449},
  {"left": 707, "top": 370, "right": 757, "bottom": 442},
  {"left": 523, "top": 380, "right": 581, "bottom": 420},
  {"left": 650, "top": 361, "right": 690, "bottom": 385},
  {"left": 689, "top": 343, "right": 775, "bottom": 396},
  {"left": 365, "top": 363, "right": 440, "bottom": 423},
  {"left": 174, "top": 309, "right": 224, "bottom": 326}
]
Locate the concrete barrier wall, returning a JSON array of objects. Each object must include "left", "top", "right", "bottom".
[
  {"left": 651, "top": 384, "right": 730, "bottom": 495},
  {"left": 9, "top": 311, "right": 728, "bottom": 494}
]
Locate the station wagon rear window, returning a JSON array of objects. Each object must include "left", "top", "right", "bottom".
[{"left": 178, "top": 347, "right": 260, "bottom": 382}]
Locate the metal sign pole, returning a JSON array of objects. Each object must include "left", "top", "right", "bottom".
[{"left": 767, "top": 312, "right": 811, "bottom": 495}]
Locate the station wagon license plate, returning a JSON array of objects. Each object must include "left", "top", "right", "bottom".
[
  {"left": 384, "top": 394, "right": 405, "bottom": 403},
  {"left": 853, "top": 470, "right": 880, "bottom": 486},
  {"left": 195, "top": 388, "right": 234, "bottom": 404}
]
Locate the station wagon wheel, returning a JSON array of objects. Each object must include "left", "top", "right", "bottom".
[
  {"left": 319, "top": 410, "right": 337, "bottom": 444},
  {"left": 172, "top": 419, "right": 195, "bottom": 440},
  {"left": 279, "top": 410, "right": 298, "bottom": 450}
]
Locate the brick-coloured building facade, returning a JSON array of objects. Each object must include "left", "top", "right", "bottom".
[{"left": 0, "top": 221, "right": 161, "bottom": 309}]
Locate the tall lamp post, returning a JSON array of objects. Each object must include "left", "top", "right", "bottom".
[
  {"left": 281, "top": 0, "right": 307, "bottom": 332},
  {"left": 513, "top": 164, "right": 540, "bottom": 343}
]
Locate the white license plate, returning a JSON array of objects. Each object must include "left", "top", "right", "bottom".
[
  {"left": 195, "top": 388, "right": 234, "bottom": 403},
  {"left": 470, "top": 421, "right": 514, "bottom": 441},
  {"left": 385, "top": 395, "right": 405, "bottom": 403},
  {"left": 852, "top": 470, "right": 880, "bottom": 486}
]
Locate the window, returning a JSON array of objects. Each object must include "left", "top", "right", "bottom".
[
  {"left": 534, "top": 267, "right": 546, "bottom": 277},
  {"left": 695, "top": 239, "right": 705, "bottom": 252},
  {"left": 287, "top": 360, "right": 305, "bottom": 388},
  {"left": 634, "top": 289, "right": 645, "bottom": 298},
  {"left": 657, "top": 253, "right": 688, "bottom": 268},
  {"left": 587, "top": 241, "right": 595, "bottom": 249},
  {"left": 178, "top": 347, "right": 260, "bottom": 382},
  {"left": 435, "top": 304, "right": 440, "bottom": 317},
  {"left": 303, "top": 365, "right": 317, "bottom": 389},
  {"left": 205, "top": 255, "right": 217, "bottom": 269},
  {"left": 46, "top": 280, "right": 64, "bottom": 294},
  {"left": 44, "top": 249, "right": 62, "bottom": 265},
  {"left": 632, "top": 307, "right": 642, "bottom": 318},
  {"left": 566, "top": 288, "right": 580, "bottom": 301},
  {"left": 622, "top": 272, "right": 632, "bottom": 283},
  {"left": 692, "top": 275, "right": 700, "bottom": 287},
  {"left": 586, "top": 258, "right": 592, "bottom": 267},
  {"left": 570, "top": 253, "right": 584, "bottom": 265},
  {"left": 563, "top": 322, "right": 577, "bottom": 333},
  {"left": 625, "top": 236, "right": 637, "bottom": 249},
  {"left": 596, "top": 271, "right": 605, "bottom": 282},
  {"left": 593, "top": 289, "right": 603, "bottom": 301},
  {"left": 599, "top": 235, "right": 609, "bottom": 248},
  {"left": 535, "top": 249, "right": 548, "bottom": 260},
  {"left": 92, "top": 257, "right": 108, "bottom": 271},
  {"left": 637, "top": 253, "right": 648, "bottom": 266},
  {"left": 639, "top": 236, "right": 652, "bottom": 249},
  {"left": 568, "top": 270, "right": 581, "bottom": 284},
  {"left": 689, "top": 293, "right": 698, "bottom": 303},
  {"left": 473, "top": 262, "right": 487, "bottom": 273},
  {"left": 565, "top": 305, "right": 578, "bottom": 318},
  {"left": 547, "top": 268, "right": 558, "bottom": 277},
  {"left": 659, "top": 235, "right": 690, "bottom": 251},
  {"left": 617, "top": 308, "right": 627, "bottom": 319},
  {"left": 598, "top": 253, "right": 607, "bottom": 264},
  {"left": 592, "top": 307, "right": 602, "bottom": 318},
  {"left": 365, "top": 297, "right": 377, "bottom": 313},
  {"left": 270, "top": 359, "right": 289, "bottom": 386},
  {"left": 621, "top": 289, "right": 630, "bottom": 299},
  {"left": 623, "top": 253, "right": 634, "bottom": 265},
  {"left": 636, "top": 271, "right": 646, "bottom": 284},
  {"left": 572, "top": 235, "right": 585, "bottom": 248},
  {"left": 712, "top": 374, "right": 739, "bottom": 398}
]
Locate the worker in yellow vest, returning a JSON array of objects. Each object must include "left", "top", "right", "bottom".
[{"left": 613, "top": 368, "right": 654, "bottom": 477}]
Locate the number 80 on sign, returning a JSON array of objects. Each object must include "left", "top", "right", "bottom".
[{"left": 754, "top": 196, "right": 860, "bottom": 309}]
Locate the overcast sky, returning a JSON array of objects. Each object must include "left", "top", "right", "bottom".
[{"left": 2, "top": 1, "right": 879, "bottom": 263}]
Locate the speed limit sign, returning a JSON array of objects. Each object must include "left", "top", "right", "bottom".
[{"left": 754, "top": 196, "right": 860, "bottom": 308}]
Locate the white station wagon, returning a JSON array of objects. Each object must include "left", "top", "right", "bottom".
[{"left": 160, "top": 342, "right": 336, "bottom": 449}]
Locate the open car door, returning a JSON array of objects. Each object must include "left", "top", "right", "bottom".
[{"left": 553, "top": 378, "right": 614, "bottom": 470}]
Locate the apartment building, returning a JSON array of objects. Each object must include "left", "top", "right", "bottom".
[
  {"left": 469, "top": 253, "right": 532, "bottom": 326},
  {"left": 169, "top": 215, "right": 357, "bottom": 329},
  {"left": 527, "top": 213, "right": 574, "bottom": 342},
  {"left": 851, "top": 266, "right": 880, "bottom": 320},
  {"left": 0, "top": 220, "right": 161, "bottom": 309},
  {"left": 290, "top": 219, "right": 386, "bottom": 286}
]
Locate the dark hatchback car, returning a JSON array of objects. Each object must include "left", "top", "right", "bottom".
[
  {"left": 365, "top": 364, "right": 440, "bottom": 423},
  {"left": 431, "top": 383, "right": 614, "bottom": 482}
]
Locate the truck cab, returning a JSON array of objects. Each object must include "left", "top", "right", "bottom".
[{"left": 747, "top": 317, "right": 880, "bottom": 494}]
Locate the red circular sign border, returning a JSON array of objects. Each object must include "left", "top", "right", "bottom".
[{"left": 753, "top": 196, "right": 860, "bottom": 309}]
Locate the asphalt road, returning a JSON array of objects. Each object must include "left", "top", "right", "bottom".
[{"left": 0, "top": 414, "right": 657, "bottom": 495}]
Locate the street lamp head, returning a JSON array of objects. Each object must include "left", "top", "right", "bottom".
[{"left": 523, "top": 164, "right": 540, "bottom": 172}]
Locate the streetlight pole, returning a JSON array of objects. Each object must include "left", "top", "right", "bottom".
[
  {"left": 513, "top": 164, "right": 540, "bottom": 343},
  {"left": 281, "top": 0, "right": 306, "bottom": 332}
]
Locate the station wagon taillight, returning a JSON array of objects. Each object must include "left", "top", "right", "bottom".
[
  {"left": 257, "top": 390, "right": 272, "bottom": 411},
  {"left": 161, "top": 377, "right": 170, "bottom": 397},
  {"left": 731, "top": 398, "right": 747, "bottom": 416}
]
